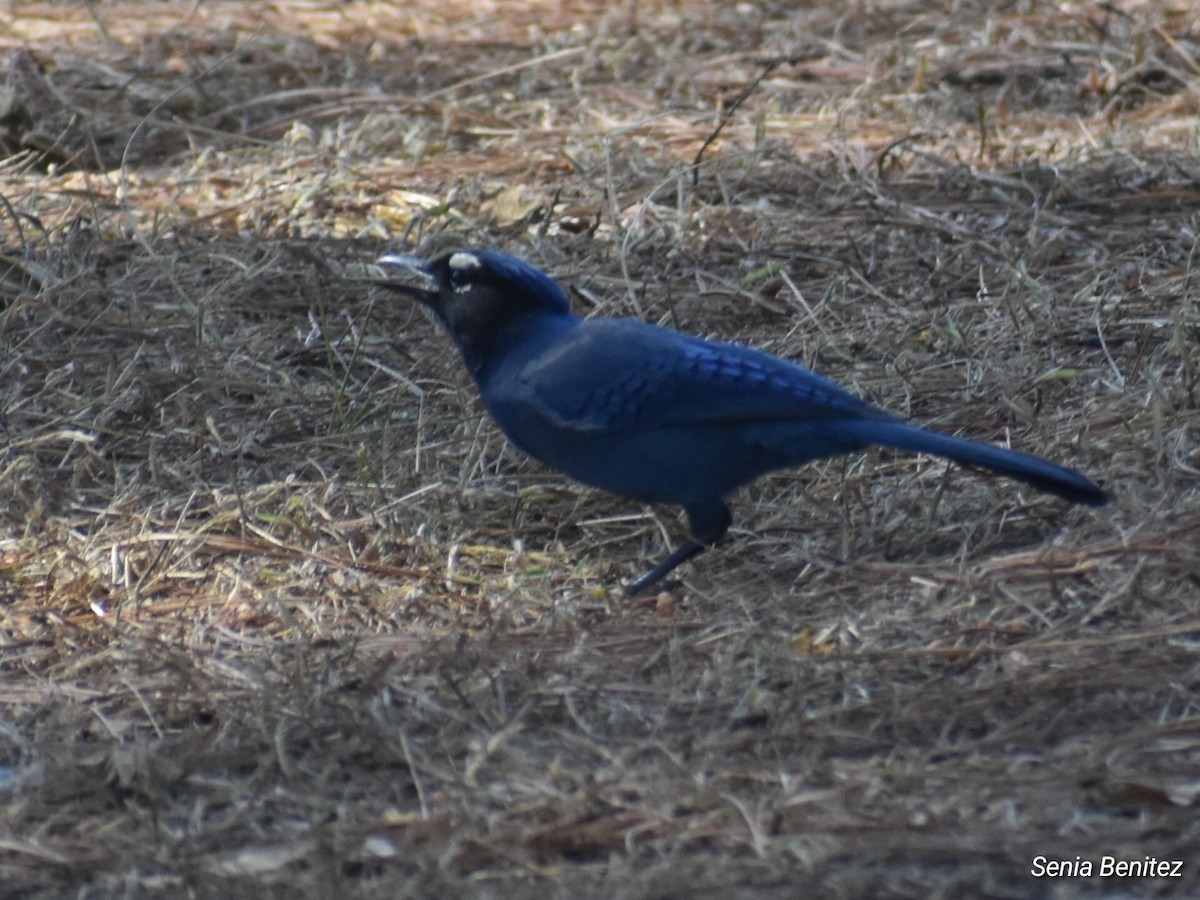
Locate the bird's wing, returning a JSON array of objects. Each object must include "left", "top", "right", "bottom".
[{"left": 515, "top": 318, "right": 890, "bottom": 432}]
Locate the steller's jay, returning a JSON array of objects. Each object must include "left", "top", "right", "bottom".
[{"left": 371, "top": 249, "right": 1107, "bottom": 595}]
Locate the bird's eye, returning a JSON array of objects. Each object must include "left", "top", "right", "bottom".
[{"left": 447, "top": 251, "right": 482, "bottom": 291}]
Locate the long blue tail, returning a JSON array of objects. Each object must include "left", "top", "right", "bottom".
[{"left": 832, "top": 420, "right": 1108, "bottom": 506}]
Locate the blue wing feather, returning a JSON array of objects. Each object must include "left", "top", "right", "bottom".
[{"left": 516, "top": 318, "right": 886, "bottom": 431}]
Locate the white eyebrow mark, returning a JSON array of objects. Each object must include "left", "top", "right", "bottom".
[{"left": 449, "top": 251, "right": 481, "bottom": 272}]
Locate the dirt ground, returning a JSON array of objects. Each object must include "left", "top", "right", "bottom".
[{"left": 2, "top": 1, "right": 1199, "bottom": 897}]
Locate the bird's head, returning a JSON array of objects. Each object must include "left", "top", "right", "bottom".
[{"left": 371, "top": 249, "right": 572, "bottom": 371}]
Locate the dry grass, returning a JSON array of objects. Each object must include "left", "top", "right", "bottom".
[{"left": 2, "top": 1, "right": 1199, "bottom": 897}]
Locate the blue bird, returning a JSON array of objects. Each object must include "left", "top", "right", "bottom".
[{"left": 372, "top": 249, "right": 1107, "bottom": 595}]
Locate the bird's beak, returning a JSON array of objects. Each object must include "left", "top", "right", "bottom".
[{"left": 370, "top": 254, "right": 438, "bottom": 303}]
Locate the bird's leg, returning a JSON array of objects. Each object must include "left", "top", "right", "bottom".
[
  {"left": 626, "top": 500, "right": 733, "bottom": 596},
  {"left": 627, "top": 540, "right": 708, "bottom": 596}
]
